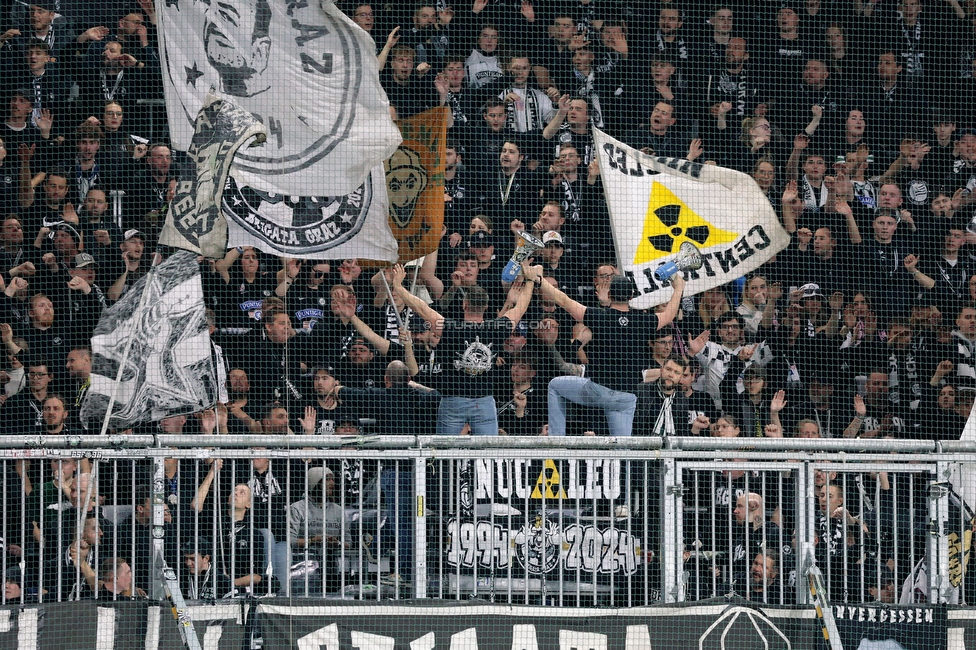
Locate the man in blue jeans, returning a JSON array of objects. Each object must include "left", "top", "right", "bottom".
[
  {"left": 535, "top": 269, "right": 686, "bottom": 436},
  {"left": 390, "top": 264, "right": 537, "bottom": 435}
]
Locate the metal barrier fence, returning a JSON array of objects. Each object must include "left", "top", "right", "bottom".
[{"left": 0, "top": 436, "right": 973, "bottom": 609}]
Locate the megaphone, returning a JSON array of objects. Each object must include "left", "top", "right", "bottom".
[
  {"left": 653, "top": 241, "right": 703, "bottom": 284},
  {"left": 501, "top": 231, "right": 545, "bottom": 283}
]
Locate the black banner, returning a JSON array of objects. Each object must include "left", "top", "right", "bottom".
[
  {"left": 0, "top": 598, "right": 971, "bottom": 649},
  {"left": 834, "top": 604, "right": 948, "bottom": 650},
  {"left": 259, "top": 599, "right": 818, "bottom": 649}
]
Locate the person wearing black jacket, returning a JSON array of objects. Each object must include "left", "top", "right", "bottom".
[
  {"left": 331, "top": 360, "right": 441, "bottom": 582},
  {"left": 634, "top": 357, "right": 709, "bottom": 437},
  {"left": 719, "top": 363, "right": 784, "bottom": 438}
]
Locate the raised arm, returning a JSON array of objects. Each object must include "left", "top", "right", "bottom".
[
  {"left": 348, "top": 313, "right": 392, "bottom": 355},
  {"left": 543, "top": 95, "right": 570, "bottom": 140},
  {"left": 499, "top": 274, "right": 536, "bottom": 327},
  {"left": 655, "top": 276, "right": 685, "bottom": 329},
  {"left": 390, "top": 264, "right": 444, "bottom": 328},
  {"left": 532, "top": 268, "right": 587, "bottom": 322}
]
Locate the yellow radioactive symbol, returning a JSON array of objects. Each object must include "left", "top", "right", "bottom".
[
  {"left": 531, "top": 459, "right": 567, "bottom": 499},
  {"left": 633, "top": 181, "right": 740, "bottom": 265}
]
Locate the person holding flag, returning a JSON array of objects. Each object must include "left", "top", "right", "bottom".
[
  {"left": 535, "top": 269, "right": 686, "bottom": 437},
  {"left": 389, "top": 263, "right": 536, "bottom": 435}
]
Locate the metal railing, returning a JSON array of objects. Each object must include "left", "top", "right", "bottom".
[{"left": 0, "top": 435, "right": 972, "bottom": 608}]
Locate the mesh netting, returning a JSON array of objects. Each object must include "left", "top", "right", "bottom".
[{"left": 0, "top": 0, "right": 974, "bottom": 648}]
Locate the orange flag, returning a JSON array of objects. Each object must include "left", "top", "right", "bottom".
[{"left": 386, "top": 106, "right": 447, "bottom": 261}]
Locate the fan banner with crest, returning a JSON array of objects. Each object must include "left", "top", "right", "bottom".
[{"left": 593, "top": 128, "right": 791, "bottom": 309}]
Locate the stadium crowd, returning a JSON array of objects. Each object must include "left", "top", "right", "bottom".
[{"left": 0, "top": 0, "right": 972, "bottom": 606}]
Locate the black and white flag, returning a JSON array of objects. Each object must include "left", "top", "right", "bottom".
[
  {"left": 157, "top": 0, "right": 401, "bottom": 197},
  {"left": 158, "top": 94, "right": 266, "bottom": 258},
  {"left": 80, "top": 249, "right": 216, "bottom": 429}
]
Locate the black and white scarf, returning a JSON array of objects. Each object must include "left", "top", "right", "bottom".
[
  {"left": 901, "top": 19, "right": 923, "bottom": 79},
  {"left": 76, "top": 160, "right": 98, "bottom": 202},
  {"left": 652, "top": 389, "right": 676, "bottom": 436},
  {"left": 558, "top": 177, "right": 581, "bottom": 225},
  {"left": 801, "top": 175, "right": 828, "bottom": 211},
  {"left": 503, "top": 87, "right": 543, "bottom": 132},
  {"left": 100, "top": 69, "right": 125, "bottom": 102}
]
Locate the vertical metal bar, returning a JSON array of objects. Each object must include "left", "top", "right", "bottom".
[
  {"left": 414, "top": 454, "right": 426, "bottom": 599},
  {"left": 661, "top": 458, "right": 679, "bottom": 603},
  {"left": 795, "top": 461, "right": 810, "bottom": 606}
]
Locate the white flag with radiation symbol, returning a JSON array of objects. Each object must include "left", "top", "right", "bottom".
[{"left": 593, "top": 128, "right": 791, "bottom": 309}]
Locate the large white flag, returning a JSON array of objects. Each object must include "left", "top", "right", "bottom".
[
  {"left": 222, "top": 164, "right": 398, "bottom": 261},
  {"left": 593, "top": 128, "right": 791, "bottom": 309},
  {"left": 157, "top": 0, "right": 401, "bottom": 196}
]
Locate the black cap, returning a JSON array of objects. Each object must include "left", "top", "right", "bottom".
[
  {"left": 5, "top": 566, "right": 22, "bottom": 585},
  {"left": 608, "top": 275, "right": 635, "bottom": 303},
  {"left": 51, "top": 222, "right": 80, "bottom": 241}
]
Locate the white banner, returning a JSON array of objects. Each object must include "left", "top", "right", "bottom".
[
  {"left": 593, "top": 128, "right": 791, "bottom": 309},
  {"left": 222, "top": 165, "right": 398, "bottom": 261},
  {"left": 156, "top": 0, "right": 401, "bottom": 197}
]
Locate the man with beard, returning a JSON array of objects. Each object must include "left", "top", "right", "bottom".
[
  {"left": 703, "top": 36, "right": 764, "bottom": 133},
  {"left": 454, "top": 99, "right": 517, "bottom": 180},
  {"left": 844, "top": 371, "right": 906, "bottom": 438},
  {"left": 0, "top": 218, "right": 37, "bottom": 279},
  {"left": 287, "top": 467, "right": 344, "bottom": 594},
  {"left": 19, "top": 292, "right": 76, "bottom": 386},
  {"left": 543, "top": 98, "right": 595, "bottom": 168},
  {"left": 20, "top": 167, "right": 71, "bottom": 236},
  {"left": 202, "top": 0, "right": 271, "bottom": 97},
  {"left": 729, "top": 493, "right": 788, "bottom": 595},
  {"left": 41, "top": 394, "right": 76, "bottom": 439},
  {"left": 77, "top": 188, "right": 125, "bottom": 265},
  {"left": 224, "top": 368, "right": 260, "bottom": 434},
  {"left": 64, "top": 346, "right": 91, "bottom": 420},
  {"left": 106, "top": 229, "right": 147, "bottom": 302},
  {"left": 126, "top": 144, "right": 174, "bottom": 229},
  {"left": 745, "top": 552, "right": 783, "bottom": 603},
  {"left": 3, "top": 358, "right": 52, "bottom": 434},
  {"left": 75, "top": 41, "right": 149, "bottom": 134},
  {"left": 634, "top": 357, "right": 709, "bottom": 437},
  {"left": 481, "top": 138, "right": 543, "bottom": 228}
]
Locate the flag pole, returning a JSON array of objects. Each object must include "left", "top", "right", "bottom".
[
  {"left": 96, "top": 253, "right": 163, "bottom": 437},
  {"left": 379, "top": 269, "right": 404, "bottom": 331}
]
